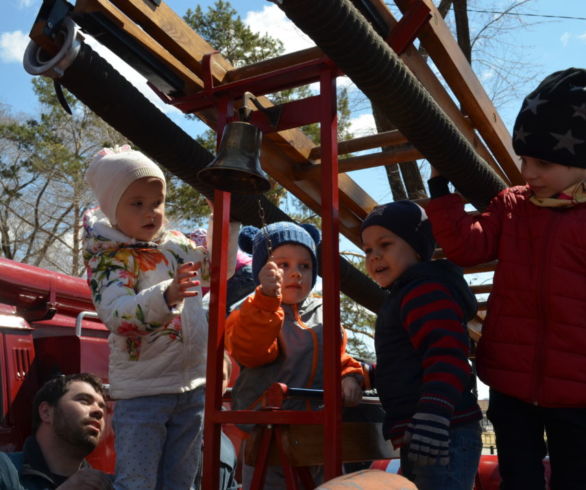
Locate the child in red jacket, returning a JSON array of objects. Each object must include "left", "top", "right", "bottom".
[{"left": 427, "top": 68, "right": 586, "bottom": 489}]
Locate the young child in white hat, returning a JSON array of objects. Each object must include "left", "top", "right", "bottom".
[{"left": 83, "top": 145, "right": 238, "bottom": 490}]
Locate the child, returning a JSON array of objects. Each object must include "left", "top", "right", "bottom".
[
  {"left": 225, "top": 221, "right": 364, "bottom": 489},
  {"left": 83, "top": 146, "right": 238, "bottom": 490},
  {"left": 360, "top": 201, "right": 482, "bottom": 490},
  {"left": 426, "top": 68, "right": 586, "bottom": 489}
]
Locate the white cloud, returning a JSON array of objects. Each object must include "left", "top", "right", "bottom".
[
  {"left": 244, "top": 5, "right": 314, "bottom": 54},
  {"left": 349, "top": 113, "right": 376, "bottom": 137},
  {"left": 480, "top": 69, "right": 495, "bottom": 82},
  {"left": 560, "top": 32, "right": 572, "bottom": 47},
  {"left": 578, "top": 32, "right": 586, "bottom": 44},
  {"left": 0, "top": 30, "right": 29, "bottom": 63},
  {"left": 18, "top": 0, "right": 35, "bottom": 7}
]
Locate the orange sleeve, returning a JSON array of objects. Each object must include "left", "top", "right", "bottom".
[
  {"left": 225, "top": 286, "right": 285, "bottom": 368},
  {"left": 340, "top": 328, "right": 364, "bottom": 384}
]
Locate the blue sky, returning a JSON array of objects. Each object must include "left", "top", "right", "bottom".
[
  {"left": 1, "top": 0, "right": 584, "bottom": 249},
  {"left": 1, "top": 0, "right": 585, "bottom": 205},
  {"left": 1, "top": 0, "right": 584, "bottom": 214}
]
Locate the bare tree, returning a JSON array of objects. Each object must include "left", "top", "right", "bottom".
[
  {"left": 374, "top": 0, "right": 539, "bottom": 200},
  {"left": 0, "top": 79, "right": 127, "bottom": 275}
]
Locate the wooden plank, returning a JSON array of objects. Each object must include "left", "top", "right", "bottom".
[
  {"left": 226, "top": 47, "right": 324, "bottom": 83},
  {"left": 310, "top": 129, "right": 409, "bottom": 159},
  {"left": 392, "top": 0, "right": 523, "bottom": 185},
  {"left": 245, "top": 423, "right": 395, "bottom": 467},
  {"left": 107, "top": 0, "right": 232, "bottom": 83},
  {"left": 470, "top": 284, "right": 492, "bottom": 295},
  {"left": 73, "top": 0, "right": 204, "bottom": 94},
  {"left": 298, "top": 146, "right": 422, "bottom": 180},
  {"left": 368, "top": 0, "right": 514, "bottom": 185}
]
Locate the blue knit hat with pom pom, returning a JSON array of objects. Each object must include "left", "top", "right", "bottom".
[{"left": 238, "top": 221, "right": 321, "bottom": 287}]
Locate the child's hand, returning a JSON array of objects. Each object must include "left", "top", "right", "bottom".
[
  {"left": 430, "top": 165, "right": 440, "bottom": 178},
  {"left": 341, "top": 376, "right": 362, "bottom": 407},
  {"left": 404, "top": 411, "right": 450, "bottom": 466},
  {"left": 165, "top": 262, "right": 201, "bottom": 308},
  {"left": 259, "top": 261, "right": 282, "bottom": 297}
]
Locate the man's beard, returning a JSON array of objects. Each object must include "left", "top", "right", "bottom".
[{"left": 53, "top": 406, "right": 100, "bottom": 455}]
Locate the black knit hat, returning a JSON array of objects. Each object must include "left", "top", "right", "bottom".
[
  {"left": 360, "top": 201, "right": 435, "bottom": 261},
  {"left": 513, "top": 67, "right": 586, "bottom": 168}
]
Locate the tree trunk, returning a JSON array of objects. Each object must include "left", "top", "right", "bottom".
[{"left": 453, "top": 0, "right": 472, "bottom": 62}]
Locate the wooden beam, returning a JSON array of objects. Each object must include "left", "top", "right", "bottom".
[
  {"left": 368, "top": 0, "right": 514, "bottom": 185},
  {"left": 464, "top": 261, "right": 498, "bottom": 274},
  {"left": 298, "top": 146, "right": 422, "bottom": 180},
  {"left": 392, "top": 0, "right": 523, "bottom": 185},
  {"left": 310, "top": 129, "right": 409, "bottom": 159},
  {"left": 108, "top": 0, "right": 232, "bottom": 83},
  {"left": 470, "top": 284, "right": 492, "bottom": 295},
  {"left": 225, "top": 47, "right": 324, "bottom": 83},
  {"left": 74, "top": 0, "right": 204, "bottom": 94}
]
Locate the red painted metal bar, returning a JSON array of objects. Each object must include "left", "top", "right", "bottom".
[
  {"left": 202, "top": 96, "right": 232, "bottom": 490},
  {"left": 386, "top": 0, "right": 432, "bottom": 55},
  {"left": 170, "top": 57, "right": 339, "bottom": 114},
  {"left": 276, "top": 425, "right": 299, "bottom": 490},
  {"left": 187, "top": 5, "right": 436, "bottom": 487},
  {"left": 250, "top": 425, "right": 273, "bottom": 490},
  {"left": 247, "top": 95, "right": 322, "bottom": 134},
  {"left": 212, "top": 409, "right": 323, "bottom": 425},
  {"left": 320, "top": 66, "right": 342, "bottom": 480}
]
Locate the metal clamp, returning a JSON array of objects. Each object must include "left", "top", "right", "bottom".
[{"left": 23, "top": 17, "right": 84, "bottom": 79}]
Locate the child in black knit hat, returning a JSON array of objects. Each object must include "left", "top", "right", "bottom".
[
  {"left": 225, "top": 221, "right": 364, "bottom": 489},
  {"left": 427, "top": 67, "right": 586, "bottom": 489},
  {"left": 361, "top": 200, "right": 482, "bottom": 490}
]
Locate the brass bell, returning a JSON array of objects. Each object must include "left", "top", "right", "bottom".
[{"left": 198, "top": 121, "right": 271, "bottom": 193}]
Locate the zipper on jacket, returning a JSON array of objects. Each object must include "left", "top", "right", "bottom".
[
  {"left": 531, "top": 211, "right": 559, "bottom": 404},
  {"left": 292, "top": 303, "right": 319, "bottom": 411}
]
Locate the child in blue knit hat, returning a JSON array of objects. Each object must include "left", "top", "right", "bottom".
[
  {"left": 361, "top": 200, "right": 482, "bottom": 490},
  {"left": 225, "top": 221, "right": 364, "bottom": 490}
]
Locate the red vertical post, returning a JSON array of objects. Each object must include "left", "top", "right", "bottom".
[
  {"left": 202, "top": 98, "right": 232, "bottom": 490},
  {"left": 319, "top": 65, "right": 342, "bottom": 480}
]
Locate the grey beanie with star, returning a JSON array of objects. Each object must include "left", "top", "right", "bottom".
[{"left": 513, "top": 67, "right": 586, "bottom": 168}]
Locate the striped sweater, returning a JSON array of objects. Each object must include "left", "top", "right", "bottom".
[{"left": 374, "top": 259, "right": 481, "bottom": 447}]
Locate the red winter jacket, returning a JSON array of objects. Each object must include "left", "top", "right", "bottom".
[{"left": 427, "top": 185, "right": 586, "bottom": 407}]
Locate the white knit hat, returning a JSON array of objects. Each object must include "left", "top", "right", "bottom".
[{"left": 85, "top": 145, "right": 166, "bottom": 225}]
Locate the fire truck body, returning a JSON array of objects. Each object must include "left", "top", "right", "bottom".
[{"left": 0, "top": 257, "right": 115, "bottom": 473}]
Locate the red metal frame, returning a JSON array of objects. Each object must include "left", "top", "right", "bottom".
[
  {"left": 183, "top": 4, "right": 432, "bottom": 487},
  {"left": 197, "top": 55, "right": 343, "bottom": 488}
]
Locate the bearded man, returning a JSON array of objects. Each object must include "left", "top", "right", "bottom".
[{"left": 0, "top": 373, "right": 113, "bottom": 489}]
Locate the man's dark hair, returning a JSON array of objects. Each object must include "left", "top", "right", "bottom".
[{"left": 31, "top": 373, "right": 105, "bottom": 432}]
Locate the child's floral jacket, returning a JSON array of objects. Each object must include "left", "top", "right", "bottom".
[{"left": 83, "top": 208, "right": 238, "bottom": 400}]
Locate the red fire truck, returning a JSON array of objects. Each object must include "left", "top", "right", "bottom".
[{"left": 0, "top": 257, "right": 115, "bottom": 473}]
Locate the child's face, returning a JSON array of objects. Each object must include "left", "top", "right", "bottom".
[
  {"left": 115, "top": 177, "right": 165, "bottom": 242},
  {"left": 521, "top": 156, "right": 586, "bottom": 199},
  {"left": 361, "top": 225, "right": 419, "bottom": 288},
  {"left": 269, "top": 243, "right": 313, "bottom": 305}
]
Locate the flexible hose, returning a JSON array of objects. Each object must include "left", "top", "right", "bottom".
[
  {"left": 279, "top": 0, "right": 507, "bottom": 210},
  {"left": 26, "top": 40, "right": 386, "bottom": 313}
]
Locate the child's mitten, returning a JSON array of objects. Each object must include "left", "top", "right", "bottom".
[{"left": 404, "top": 411, "right": 450, "bottom": 466}]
